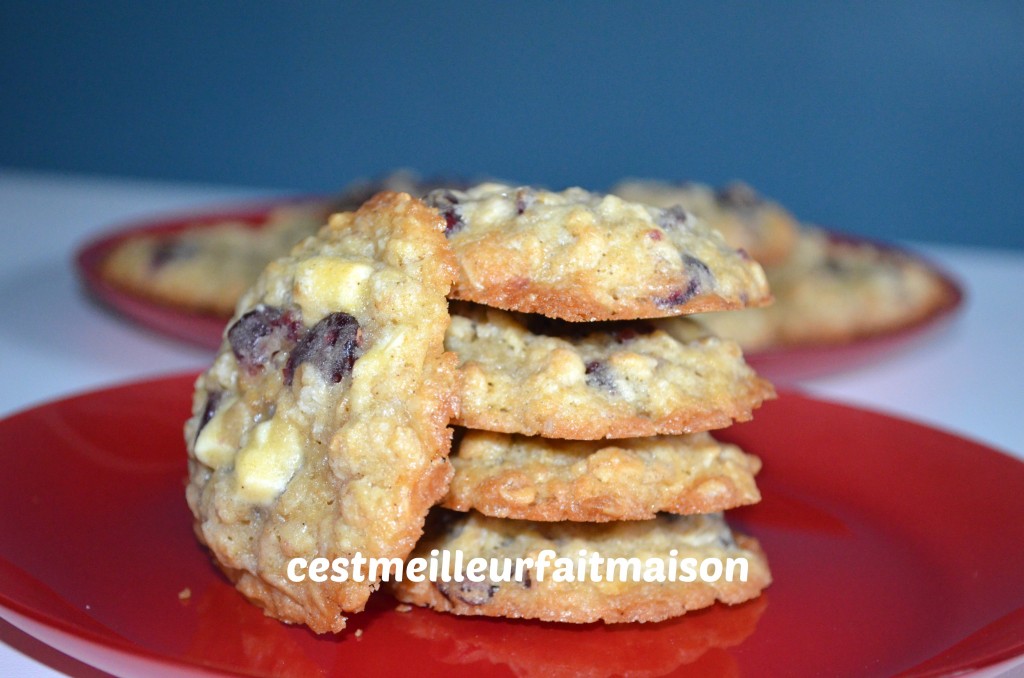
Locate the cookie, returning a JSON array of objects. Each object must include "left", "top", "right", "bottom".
[
  {"left": 448, "top": 303, "right": 775, "bottom": 439},
  {"left": 611, "top": 180, "right": 799, "bottom": 266},
  {"left": 692, "top": 227, "right": 956, "bottom": 351},
  {"left": 391, "top": 510, "right": 771, "bottom": 624},
  {"left": 184, "top": 192, "right": 458, "bottom": 633},
  {"left": 99, "top": 171, "right": 467, "bottom": 317},
  {"left": 100, "top": 201, "right": 327, "bottom": 316},
  {"left": 443, "top": 430, "right": 762, "bottom": 521},
  {"left": 425, "top": 183, "right": 771, "bottom": 321}
]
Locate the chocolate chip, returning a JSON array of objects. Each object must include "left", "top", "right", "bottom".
[
  {"left": 585, "top": 360, "right": 616, "bottom": 391},
  {"left": 284, "top": 312, "right": 363, "bottom": 385},
  {"left": 437, "top": 579, "right": 498, "bottom": 606},
  {"left": 515, "top": 187, "right": 536, "bottom": 215},
  {"left": 683, "top": 254, "right": 713, "bottom": 282},
  {"left": 195, "top": 391, "right": 222, "bottom": 440},
  {"left": 716, "top": 182, "right": 761, "bottom": 208},
  {"left": 150, "top": 240, "right": 199, "bottom": 269},
  {"left": 228, "top": 306, "right": 302, "bottom": 375},
  {"left": 654, "top": 255, "right": 715, "bottom": 309},
  {"left": 824, "top": 256, "right": 852, "bottom": 275},
  {"left": 654, "top": 279, "right": 700, "bottom": 309},
  {"left": 656, "top": 205, "right": 689, "bottom": 230}
]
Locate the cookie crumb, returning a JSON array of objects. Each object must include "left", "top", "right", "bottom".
[
  {"left": 178, "top": 587, "right": 192, "bottom": 601},
  {"left": 395, "top": 603, "right": 413, "bottom": 613},
  {"left": 354, "top": 629, "right": 363, "bottom": 638}
]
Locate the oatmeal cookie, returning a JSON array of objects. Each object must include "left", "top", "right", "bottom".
[
  {"left": 391, "top": 510, "right": 771, "bottom": 623},
  {"left": 100, "top": 201, "right": 327, "bottom": 316},
  {"left": 99, "top": 171, "right": 467, "bottom": 317},
  {"left": 425, "top": 183, "right": 771, "bottom": 321},
  {"left": 444, "top": 430, "right": 762, "bottom": 521},
  {"left": 611, "top": 180, "right": 799, "bottom": 266},
  {"left": 692, "top": 227, "right": 956, "bottom": 351},
  {"left": 184, "top": 192, "right": 457, "bottom": 633},
  {"left": 448, "top": 303, "right": 774, "bottom": 439}
]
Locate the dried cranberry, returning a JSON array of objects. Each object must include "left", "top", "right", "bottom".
[
  {"left": 228, "top": 306, "right": 302, "bottom": 374},
  {"left": 443, "top": 211, "right": 463, "bottom": 235},
  {"left": 284, "top": 312, "right": 362, "bottom": 385}
]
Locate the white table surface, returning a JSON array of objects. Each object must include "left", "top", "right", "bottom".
[{"left": 1, "top": 169, "right": 1022, "bottom": 677}]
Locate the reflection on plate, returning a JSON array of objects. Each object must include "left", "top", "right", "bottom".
[
  {"left": 1, "top": 376, "right": 1022, "bottom": 676},
  {"left": 74, "top": 201, "right": 963, "bottom": 384}
]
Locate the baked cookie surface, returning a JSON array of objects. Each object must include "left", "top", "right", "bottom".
[
  {"left": 184, "top": 192, "right": 457, "bottom": 633},
  {"left": 99, "top": 172, "right": 464, "bottom": 317},
  {"left": 391, "top": 510, "right": 771, "bottom": 623},
  {"left": 444, "top": 430, "right": 762, "bottom": 521},
  {"left": 426, "top": 183, "right": 771, "bottom": 321},
  {"left": 100, "top": 202, "right": 327, "bottom": 316},
  {"left": 693, "top": 227, "right": 956, "bottom": 351},
  {"left": 448, "top": 303, "right": 774, "bottom": 439},
  {"left": 611, "top": 180, "right": 799, "bottom": 266}
]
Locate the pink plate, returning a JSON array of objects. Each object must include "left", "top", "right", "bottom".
[
  {"left": 74, "top": 200, "right": 963, "bottom": 383},
  {"left": 1, "top": 375, "right": 1022, "bottom": 676}
]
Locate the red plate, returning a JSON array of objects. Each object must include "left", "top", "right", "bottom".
[
  {"left": 74, "top": 201, "right": 963, "bottom": 383},
  {"left": 1, "top": 375, "right": 1022, "bottom": 677}
]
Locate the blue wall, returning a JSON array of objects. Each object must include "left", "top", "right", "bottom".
[{"left": 2, "top": 2, "right": 1022, "bottom": 248}]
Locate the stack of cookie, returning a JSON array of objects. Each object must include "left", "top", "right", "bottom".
[
  {"left": 391, "top": 183, "right": 774, "bottom": 623},
  {"left": 183, "top": 185, "right": 775, "bottom": 634}
]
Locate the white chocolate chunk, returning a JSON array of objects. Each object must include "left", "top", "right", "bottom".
[
  {"left": 348, "top": 330, "right": 409, "bottom": 409},
  {"left": 293, "top": 257, "right": 374, "bottom": 323},
  {"left": 234, "top": 417, "right": 304, "bottom": 503},
  {"left": 193, "top": 397, "right": 240, "bottom": 469}
]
